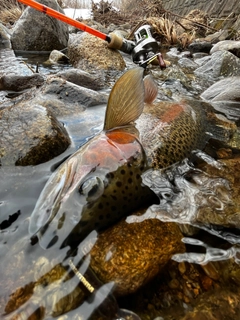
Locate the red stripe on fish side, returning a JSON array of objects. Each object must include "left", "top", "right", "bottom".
[{"left": 160, "top": 104, "right": 185, "bottom": 123}]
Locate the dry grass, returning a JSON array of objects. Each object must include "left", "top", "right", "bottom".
[
  {"left": 147, "top": 16, "right": 178, "bottom": 45},
  {"left": 0, "top": 0, "right": 24, "bottom": 26},
  {"left": 0, "top": 7, "right": 23, "bottom": 26},
  {"left": 91, "top": 0, "right": 199, "bottom": 48},
  {"left": 129, "top": 15, "right": 196, "bottom": 49},
  {"left": 0, "top": 0, "right": 24, "bottom": 12},
  {"left": 176, "top": 9, "right": 209, "bottom": 38},
  {"left": 0, "top": 0, "right": 63, "bottom": 26}
]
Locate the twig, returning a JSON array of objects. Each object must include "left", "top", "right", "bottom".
[
  {"left": 22, "top": 61, "right": 36, "bottom": 74},
  {"left": 175, "top": 19, "right": 189, "bottom": 31}
]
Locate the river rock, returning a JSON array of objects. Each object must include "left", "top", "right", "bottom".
[
  {"left": 39, "top": 76, "right": 107, "bottom": 116},
  {"left": 0, "top": 22, "right": 11, "bottom": 49},
  {"left": 201, "top": 76, "right": 240, "bottom": 120},
  {"left": 47, "top": 50, "right": 69, "bottom": 64},
  {"left": 0, "top": 102, "right": 70, "bottom": 166},
  {"left": 201, "top": 76, "right": 240, "bottom": 102},
  {"left": 11, "top": 0, "right": 69, "bottom": 51},
  {"left": 90, "top": 210, "right": 185, "bottom": 296},
  {"left": 177, "top": 57, "right": 199, "bottom": 70},
  {"left": 56, "top": 68, "right": 105, "bottom": 90},
  {"left": 210, "top": 40, "right": 240, "bottom": 58},
  {"left": 180, "top": 287, "right": 240, "bottom": 320},
  {"left": 0, "top": 73, "right": 45, "bottom": 92},
  {"left": 188, "top": 41, "right": 213, "bottom": 54},
  {"left": 194, "top": 50, "right": 240, "bottom": 79},
  {"left": 68, "top": 33, "right": 126, "bottom": 72}
]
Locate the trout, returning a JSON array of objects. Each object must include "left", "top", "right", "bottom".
[
  {"left": 29, "top": 68, "right": 216, "bottom": 249},
  {"left": 29, "top": 68, "right": 158, "bottom": 249}
]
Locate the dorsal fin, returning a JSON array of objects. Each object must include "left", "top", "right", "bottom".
[
  {"left": 104, "top": 67, "right": 145, "bottom": 131},
  {"left": 143, "top": 74, "right": 158, "bottom": 104}
]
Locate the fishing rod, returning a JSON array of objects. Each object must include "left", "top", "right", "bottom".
[{"left": 17, "top": 0, "right": 166, "bottom": 68}]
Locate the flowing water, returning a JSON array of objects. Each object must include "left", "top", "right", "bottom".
[{"left": 1, "top": 48, "right": 240, "bottom": 319}]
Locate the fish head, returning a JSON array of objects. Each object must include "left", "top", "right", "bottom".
[{"left": 29, "top": 68, "right": 158, "bottom": 248}]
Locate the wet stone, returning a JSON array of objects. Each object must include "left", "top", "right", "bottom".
[
  {"left": 0, "top": 102, "right": 70, "bottom": 166},
  {"left": 0, "top": 74, "right": 45, "bottom": 92},
  {"left": 201, "top": 76, "right": 240, "bottom": 103},
  {"left": 47, "top": 50, "right": 69, "bottom": 64},
  {"left": 188, "top": 41, "right": 213, "bottom": 54},
  {"left": 195, "top": 50, "right": 240, "bottom": 79},
  {"left": 68, "top": 33, "right": 126, "bottom": 73},
  {"left": 41, "top": 76, "right": 108, "bottom": 115},
  {"left": 196, "top": 155, "right": 240, "bottom": 229},
  {"left": 11, "top": 0, "right": 69, "bottom": 51},
  {"left": 210, "top": 40, "right": 240, "bottom": 58},
  {"left": 56, "top": 68, "right": 105, "bottom": 91},
  {"left": 90, "top": 210, "right": 185, "bottom": 296}
]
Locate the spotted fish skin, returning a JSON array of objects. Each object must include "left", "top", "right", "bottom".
[
  {"left": 136, "top": 99, "right": 209, "bottom": 169},
  {"left": 65, "top": 128, "right": 156, "bottom": 244},
  {"left": 29, "top": 68, "right": 158, "bottom": 248}
]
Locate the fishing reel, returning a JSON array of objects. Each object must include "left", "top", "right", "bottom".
[
  {"left": 131, "top": 25, "right": 166, "bottom": 69},
  {"left": 108, "top": 25, "right": 166, "bottom": 69}
]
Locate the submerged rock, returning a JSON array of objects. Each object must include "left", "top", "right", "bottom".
[
  {"left": 11, "top": 0, "right": 69, "bottom": 51},
  {"left": 90, "top": 210, "right": 185, "bottom": 296},
  {"left": 0, "top": 102, "right": 70, "bottom": 166},
  {"left": 196, "top": 155, "right": 240, "bottom": 229},
  {"left": 2, "top": 210, "right": 184, "bottom": 317},
  {"left": 181, "top": 287, "right": 240, "bottom": 320}
]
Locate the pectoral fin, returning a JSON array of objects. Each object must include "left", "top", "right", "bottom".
[{"left": 143, "top": 74, "right": 158, "bottom": 104}]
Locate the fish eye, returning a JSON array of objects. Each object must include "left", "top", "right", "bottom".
[{"left": 79, "top": 176, "right": 104, "bottom": 201}]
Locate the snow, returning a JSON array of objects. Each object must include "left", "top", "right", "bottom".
[{"left": 64, "top": 8, "right": 92, "bottom": 20}]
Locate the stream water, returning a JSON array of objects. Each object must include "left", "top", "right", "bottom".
[{"left": 1, "top": 48, "right": 240, "bottom": 319}]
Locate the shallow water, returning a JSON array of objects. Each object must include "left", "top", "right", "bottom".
[
  {"left": 0, "top": 48, "right": 72, "bottom": 106},
  {"left": 0, "top": 109, "right": 107, "bottom": 319},
  {"left": 1, "top": 48, "right": 240, "bottom": 319}
]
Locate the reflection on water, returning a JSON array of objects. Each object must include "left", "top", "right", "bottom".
[
  {"left": 127, "top": 153, "right": 240, "bottom": 263},
  {"left": 0, "top": 49, "right": 71, "bottom": 78},
  {"left": 0, "top": 48, "right": 72, "bottom": 105},
  {"left": 0, "top": 48, "right": 32, "bottom": 77},
  {"left": 173, "top": 237, "right": 240, "bottom": 265},
  {"left": 14, "top": 51, "right": 72, "bottom": 75}
]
